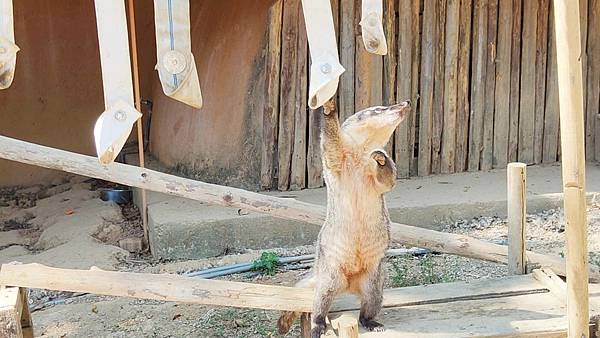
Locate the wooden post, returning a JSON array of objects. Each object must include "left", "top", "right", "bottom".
[
  {"left": 126, "top": 0, "right": 149, "bottom": 250},
  {"left": 300, "top": 313, "right": 311, "bottom": 338},
  {"left": 0, "top": 287, "right": 32, "bottom": 338},
  {"left": 332, "top": 314, "right": 359, "bottom": 338},
  {"left": 507, "top": 162, "right": 527, "bottom": 275},
  {"left": 552, "top": 0, "right": 590, "bottom": 337}
]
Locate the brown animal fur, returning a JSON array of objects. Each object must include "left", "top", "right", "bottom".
[{"left": 277, "top": 100, "right": 410, "bottom": 337}]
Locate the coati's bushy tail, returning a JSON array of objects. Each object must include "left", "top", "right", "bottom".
[{"left": 276, "top": 274, "right": 316, "bottom": 334}]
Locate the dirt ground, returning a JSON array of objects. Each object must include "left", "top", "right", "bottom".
[{"left": 1, "top": 179, "right": 599, "bottom": 337}]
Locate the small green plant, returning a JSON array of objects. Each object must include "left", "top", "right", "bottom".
[
  {"left": 252, "top": 252, "right": 280, "bottom": 275},
  {"left": 391, "top": 258, "right": 411, "bottom": 287},
  {"left": 419, "top": 254, "right": 451, "bottom": 284}
]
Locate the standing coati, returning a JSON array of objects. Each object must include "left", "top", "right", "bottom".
[{"left": 277, "top": 99, "right": 410, "bottom": 337}]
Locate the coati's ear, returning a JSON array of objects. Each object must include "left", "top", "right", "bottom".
[{"left": 370, "top": 149, "right": 396, "bottom": 193}]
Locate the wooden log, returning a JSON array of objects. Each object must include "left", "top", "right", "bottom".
[
  {"left": 543, "top": 4, "right": 560, "bottom": 163},
  {"left": 468, "top": 0, "right": 488, "bottom": 171},
  {"left": 552, "top": 0, "right": 590, "bottom": 336},
  {"left": 586, "top": 0, "right": 600, "bottom": 161},
  {"left": 533, "top": 0, "right": 550, "bottom": 165},
  {"left": 492, "top": 0, "right": 512, "bottom": 169},
  {"left": 395, "top": 0, "right": 413, "bottom": 178},
  {"left": 0, "top": 286, "right": 30, "bottom": 338},
  {"left": 290, "top": 7, "right": 308, "bottom": 191},
  {"left": 431, "top": 0, "right": 446, "bottom": 174},
  {"left": 331, "top": 314, "right": 359, "bottom": 338},
  {"left": 440, "top": 0, "right": 460, "bottom": 174},
  {"left": 261, "top": 0, "right": 283, "bottom": 190},
  {"left": 481, "top": 0, "right": 498, "bottom": 171},
  {"left": 278, "top": 0, "right": 303, "bottom": 191},
  {"left": 507, "top": 163, "right": 527, "bottom": 275},
  {"left": 508, "top": 0, "right": 523, "bottom": 163},
  {"left": 382, "top": 0, "right": 396, "bottom": 157},
  {"left": 418, "top": 0, "right": 436, "bottom": 176},
  {"left": 455, "top": 0, "right": 473, "bottom": 172},
  {"left": 339, "top": 0, "right": 355, "bottom": 121},
  {"left": 0, "top": 135, "right": 598, "bottom": 281},
  {"left": 518, "top": 0, "right": 538, "bottom": 164}
]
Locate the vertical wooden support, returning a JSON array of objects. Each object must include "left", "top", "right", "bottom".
[
  {"left": 507, "top": 162, "right": 527, "bottom": 275},
  {"left": 126, "top": 0, "right": 149, "bottom": 249},
  {"left": 418, "top": 0, "right": 436, "bottom": 176},
  {"left": 508, "top": 0, "right": 523, "bottom": 163},
  {"left": 552, "top": 0, "right": 590, "bottom": 336},
  {"left": 431, "top": 0, "right": 446, "bottom": 174},
  {"left": 0, "top": 287, "right": 32, "bottom": 338},
  {"left": 300, "top": 313, "right": 311, "bottom": 338},
  {"left": 332, "top": 314, "right": 359, "bottom": 338},
  {"left": 481, "top": 0, "right": 498, "bottom": 171},
  {"left": 440, "top": 0, "right": 459, "bottom": 174},
  {"left": 382, "top": 0, "right": 396, "bottom": 157},
  {"left": 339, "top": 0, "right": 355, "bottom": 121},
  {"left": 543, "top": 3, "right": 560, "bottom": 164},
  {"left": 587, "top": 0, "right": 600, "bottom": 162},
  {"left": 518, "top": 0, "right": 538, "bottom": 164},
  {"left": 261, "top": 0, "right": 283, "bottom": 190},
  {"left": 533, "top": 0, "right": 550, "bottom": 165},
  {"left": 455, "top": 0, "right": 473, "bottom": 172}
]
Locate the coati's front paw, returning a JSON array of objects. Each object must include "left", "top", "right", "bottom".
[{"left": 360, "top": 318, "right": 385, "bottom": 332}]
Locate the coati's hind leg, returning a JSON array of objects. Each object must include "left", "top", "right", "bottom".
[
  {"left": 359, "top": 262, "right": 385, "bottom": 332},
  {"left": 310, "top": 268, "right": 344, "bottom": 338}
]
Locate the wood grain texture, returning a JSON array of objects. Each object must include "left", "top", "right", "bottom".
[
  {"left": 2, "top": 135, "right": 595, "bottom": 280},
  {"left": 508, "top": 0, "right": 523, "bottom": 163},
  {"left": 440, "top": 0, "right": 460, "bottom": 174},
  {"left": 507, "top": 163, "right": 527, "bottom": 275},
  {"left": 354, "top": 0, "right": 383, "bottom": 113},
  {"left": 339, "top": 0, "right": 355, "bottom": 120},
  {"left": 431, "top": 0, "right": 446, "bottom": 174},
  {"left": 395, "top": 0, "right": 414, "bottom": 178},
  {"left": 455, "top": 0, "right": 473, "bottom": 172},
  {"left": 468, "top": 0, "right": 488, "bottom": 171},
  {"left": 533, "top": 0, "right": 549, "bottom": 164},
  {"left": 289, "top": 8, "right": 308, "bottom": 191},
  {"left": 277, "top": 0, "right": 303, "bottom": 191},
  {"left": 517, "top": 0, "right": 538, "bottom": 164},
  {"left": 260, "top": 0, "right": 283, "bottom": 190},
  {"left": 481, "top": 0, "right": 498, "bottom": 170},
  {"left": 409, "top": 0, "right": 422, "bottom": 176},
  {"left": 586, "top": 0, "right": 600, "bottom": 161},
  {"left": 492, "top": 0, "right": 512, "bottom": 168},
  {"left": 382, "top": 0, "right": 397, "bottom": 156},
  {"left": 543, "top": 2, "right": 560, "bottom": 163},
  {"left": 418, "top": 0, "right": 436, "bottom": 176}
]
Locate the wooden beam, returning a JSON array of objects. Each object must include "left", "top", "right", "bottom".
[
  {"left": 552, "top": 0, "right": 590, "bottom": 336},
  {"left": 507, "top": 163, "right": 527, "bottom": 275},
  {"left": 0, "top": 135, "right": 598, "bottom": 281}
]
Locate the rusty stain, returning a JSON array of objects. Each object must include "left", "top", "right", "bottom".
[{"left": 223, "top": 193, "right": 233, "bottom": 203}]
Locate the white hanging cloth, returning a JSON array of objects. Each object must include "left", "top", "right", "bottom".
[
  {"left": 93, "top": 0, "right": 141, "bottom": 164},
  {"left": 0, "top": 0, "right": 19, "bottom": 89},
  {"left": 360, "top": 0, "right": 387, "bottom": 55},
  {"left": 301, "top": 0, "right": 345, "bottom": 109},
  {"left": 153, "top": 0, "right": 202, "bottom": 109}
]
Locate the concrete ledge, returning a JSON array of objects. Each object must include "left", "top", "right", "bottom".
[{"left": 133, "top": 163, "right": 600, "bottom": 259}]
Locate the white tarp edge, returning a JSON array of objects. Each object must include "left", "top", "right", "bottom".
[
  {"left": 301, "top": 0, "right": 345, "bottom": 109},
  {"left": 0, "top": 0, "right": 19, "bottom": 89},
  {"left": 93, "top": 0, "right": 141, "bottom": 164},
  {"left": 153, "top": 0, "right": 202, "bottom": 109}
]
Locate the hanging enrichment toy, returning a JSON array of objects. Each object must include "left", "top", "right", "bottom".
[
  {"left": 360, "top": 0, "right": 387, "bottom": 55},
  {"left": 0, "top": 0, "right": 19, "bottom": 89}
]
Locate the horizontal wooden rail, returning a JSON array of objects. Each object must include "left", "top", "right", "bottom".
[
  {"left": 0, "top": 264, "right": 548, "bottom": 313},
  {"left": 0, "top": 135, "right": 598, "bottom": 281}
]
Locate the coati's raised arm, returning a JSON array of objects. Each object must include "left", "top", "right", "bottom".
[{"left": 321, "top": 100, "right": 344, "bottom": 174}]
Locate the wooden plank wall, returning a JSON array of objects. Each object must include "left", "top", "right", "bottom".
[{"left": 264, "top": 0, "right": 600, "bottom": 191}]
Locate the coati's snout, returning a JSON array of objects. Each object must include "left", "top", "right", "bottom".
[
  {"left": 341, "top": 100, "right": 411, "bottom": 150},
  {"left": 370, "top": 149, "right": 396, "bottom": 193}
]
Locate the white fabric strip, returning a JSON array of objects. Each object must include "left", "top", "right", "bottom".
[
  {"left": 93, "top": 0, "right": 141, "bottom": 164},
  {"left": 0, "top": 0, "right": 19, "bottom": 89},
  {"left": 153, "top": 0, "right": 202, "bottom": 109},
  {"left": 301, "top": 0, "right": 345, "bottom": 109},
  {"left": 360, "top": 0, "right": 387, "bottom": 55}
]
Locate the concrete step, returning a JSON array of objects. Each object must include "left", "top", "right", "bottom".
[{"left": 133, "top": 162, "right": 600, "bottom": 259}]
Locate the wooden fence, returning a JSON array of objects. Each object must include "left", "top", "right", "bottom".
[{"left": 260, "top": 0, "right": 600, "bottom": 191}]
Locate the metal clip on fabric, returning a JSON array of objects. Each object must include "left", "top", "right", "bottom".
[
  {"left": 301, "top": 0, "right": 345, "bottom": 109},
  {"left": 153, "top": 0, "right": 202, "bottom": 109},
  {"left": 0, "top": 0, "right": 19, "bottom": 89}
]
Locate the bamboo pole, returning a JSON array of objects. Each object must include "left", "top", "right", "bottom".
[
  {"left": 126, "top": 0, "right": 149, "bottom": 250},
  {"left": 552, "top": 0, "right": 590, "bottom": 336},
  {"left": 0, "top": 135, "right": 599, "bottom": 281},
  {"left": 507, "top": 163, "right": 527, "bottom": 275}
]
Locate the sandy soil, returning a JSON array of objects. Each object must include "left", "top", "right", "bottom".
[{"left": 1, "top": 181, "right": 599, "bottom": 337}]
